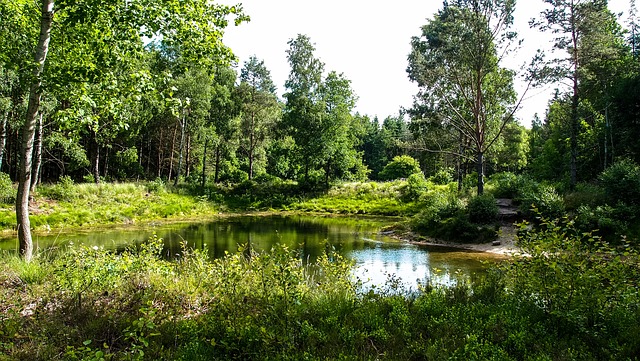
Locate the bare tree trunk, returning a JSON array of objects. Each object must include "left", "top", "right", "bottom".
[
  {"left": 103, "top": 146, "right": 109, "bottom": 179},
  {"left": 476, "top": 151, "right": 484, "bottom": 195},
  {"left": 570, "top": 6, "right": 579, "bottom": 191},
  {"left": 457, "top": 131, "right": 464, "bottom": 191},
  {"left": 0, "top": 108, "right": 9, "bottom": 171},
  {"left": 201, "top": 137, "right": 209, "bottom": 189},
  {"left": 90, "top": 130, "right": 100, "bottom": 184},
  {"left": 168, "top": 124, "right": 177, "bottom": 182},
  {"left": 17, "top": 0, "right": 54, "bottom": 262},
  {"left": 174, "top": 112, "right": 186, "bottom": 186},
  {"left": 157, "top": 128, "right": 163, "bottom": 178},
  {"left": 30, "top": 113, "right": 44, "bottom": 192},
  {"left": 185, "top": 134, "right": 191, "bottom": 178},
  {"left": 214, "top": 143, "right": 221, "bottom": 183}
]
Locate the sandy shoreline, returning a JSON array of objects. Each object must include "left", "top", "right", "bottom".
[{"left": 388, "top": 223, "right": 520, "bottom": 257}]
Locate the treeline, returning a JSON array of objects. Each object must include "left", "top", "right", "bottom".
[
  {"left": 0, "top": 29, "right": 415, "bottom": 188},
  {"left": 2, "top": 0, "right": 640, "bottom": 193}
]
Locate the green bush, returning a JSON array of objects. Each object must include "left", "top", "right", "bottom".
[
  {"left": 517, "top": 183, "right": 565, "bottom": 219},
  {"left": 379, "top": 155, "right": 421, "bottom": 181},
  {"left": 575, "top": 204, "right": 636, "bottom": 243},
  {"left": 599, "top": 159, "right": 640, "bottom": 206},
  {"left": 506, "top": 217, "right": 640, "bottom": 359},
  {"left": 490, "top": 172, "right": 518, "bottom": 198},
  {"left": 564, "top": 182, "right": 606, "bottom": 210},
  {"left": 467, "top": 194, "right": 498, "bottom": 224},
  {"left": 146, "top": 178, "right": 166, "bottom": 194},
  {"left": 0, "top": 172, "right": 15, "bottom": 204},
  {"left": 401, "top": 172, "right": 429, "bottom": 201},
  {"left": 42, "top": 175, "right": 77, "bottom": 202},
  {"left": 429, "top": 167, "right": 453, "bottom": 185}
]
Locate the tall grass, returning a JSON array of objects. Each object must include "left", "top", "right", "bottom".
[
  {"left": 0, "top": 181, "right": 217, "bottom": 232},
  {"left": 1, "top": 225, "right": 638, "bottom": 360}
]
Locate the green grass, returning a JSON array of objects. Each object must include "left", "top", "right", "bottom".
[
  {"left": 290, "top": 181, "right": 420, "bottom": 216},
  {"left": 0, "top": 182, "right": 217, "bottom": 233},
  {"left": 1, "top": 220, "right": 639, "bottom": 360}
]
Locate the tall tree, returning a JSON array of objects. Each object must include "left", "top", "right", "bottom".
[
  {"left": 282, "top": 34, "right": 325, "bottom": 183},
  {"left": 407, "top": 0, "right": 522, "bottom": 195},
  {"left": 208, "top": 66, "right": 240, "bottom": 184},
  {"left": 318, "top": 71, "right": 364, "bottom": 185},
  {"left": 532, "top": 0, "right": 626, "bottom": 187},
  {"left": 237, "top": 56, "right": 280, "bottom": 180},
  {"left": 13, "top": 0, "right": 247, "bottom": 261}
]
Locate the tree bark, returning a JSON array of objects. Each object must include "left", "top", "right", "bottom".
[
  {"left": 90, "top": 129, "right": 100, "bottom": 184},
  {"left": 185, "top": 134, "right": 191, "bottom": 178},
  {"left": 168, "top": 124, "right": 177, "bottom": 182},
  {"left": 30, "top": 113, "right": 44, "bottom": 192},
  {"left": 214, "top": 143, "right": 221, "bottom": 183},
  {"left": 476, "top": 151, "right": 484, "bottom": 195},
  {"left": 201, "top": 137, "right": 209, "bottom": 189},
  {"left": 174, "top": 112, "right": 186, "bottom": 186},
  {"left": 17, "top": 0, "right": 54, "bottom": 262},
  {"left": 570, "top": 2, "right": 579, "bottom": 191},
  {"left": 0, "top": 108, "right": 8, "bottom": 171},
  {"left": 157, "top": 128, "right": 163, "bottom": 178}
]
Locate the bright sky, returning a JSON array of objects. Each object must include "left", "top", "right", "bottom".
[{"left": 220, "top": 0, "right": 631, "bottom": 127}]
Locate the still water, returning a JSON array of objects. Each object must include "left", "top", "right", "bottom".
[{"left": 0, "top": 215, "right": 502, "bottom": 289}]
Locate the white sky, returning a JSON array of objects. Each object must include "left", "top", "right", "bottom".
[{"left": 220, "top": 0, "right": 631, "bottom": 127}]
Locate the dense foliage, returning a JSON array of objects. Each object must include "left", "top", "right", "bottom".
[{"left": 1, "top": 220, "right": 638, "bottom": 360}]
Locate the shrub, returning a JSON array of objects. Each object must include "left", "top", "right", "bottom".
[
  {"left": 467, "top": 194, "right": 498, "bottom": 224},
  {"left": 401, "top": 173, "right": 429, "bottom": 202},
  {"left": 575, "top": 204, "right": 636, "bottom": 243},
  {"left": 517, "top": 183, "right": 565, "bottom": 219},
  {"left": 599, "top": 159, "right": 640, "bottom": 206},
  {"left": 146, "top": 178, "right": 166, "bottom": 194},
  {"left": 0, "top": 172, "right": 15, "bottom": 204},
  {"left": 462, "top": 172, "right": 478, "bottom": 191},
  {"left": 253, "top": 173, "right": 281, "bottom": 184},
  {"left": 430, "top": 167, "right": 454, "bottom": 185},
  {"left": 42, "top": 175, "right": 77, "bottom": 202},
  {"left": 506, "top": 217, "right": 640, "bottom": 358},
  {"left": 564, "top": 182, "right": 606, "bottom": 210},
  {"left": 379, "top": 155, "right": 421, "bottom": 181},
  {"left": 490, "top": 172, "right": 518, "bottom": 198}
]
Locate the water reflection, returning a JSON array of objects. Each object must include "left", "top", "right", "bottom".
[{"left": 0, "top": 215, "right": 498, "bottom": 288}]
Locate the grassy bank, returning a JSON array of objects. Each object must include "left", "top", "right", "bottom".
[
  {"left": 1, "top": 218, "right": 639, "bottom": 360},
  {"left": 0, "top": 181, "right": 217, "bottom": 233}
]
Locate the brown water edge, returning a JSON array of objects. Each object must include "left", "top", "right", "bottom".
[{"left": 388, "top": 222, "right": 519, "bottom": 259}]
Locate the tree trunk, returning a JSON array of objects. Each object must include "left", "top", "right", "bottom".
[
  {"left": 90, "top": 130, "right": 100, "bottom": 184},
  {"left": 248, "top": 113, "right": 255, "bottom": 180},
  {"left": 476, "top": 151, "right": 484, "bottom": 195},
  {"left": 185, "top": 134, "right": 191, "bottom": 178},
  {"left": 103, "top": 146, "right": 109, "bottom": 179},
  {"left": 201, "top": 137, "right": 209, "bottom": 189},
  {"left": 570, "top": 75, "right": 578, "bottom": 190},
  {"left": 174, "top": 112, "right": 186, "bottom": 186},
  {"left": 0, "top": 108, "right": 9, "bottom": 171},
  {"left": 457, "top": 131, "right": 464, "bottom": 192},
  {"left": 30, "top": 113, "right": 44, "bottom": 192},
  {"left": 569, "top": 5, "right": 579, "bottom": 191},
  {"left": 17, "top": 0, "right": 54, "bottom": 262},
  {"left": 168, "top": 124, "right": 177, "bottom": 182},
  {"left": 157, "top": 128, "right": 163, "bottom": 178},
  {"left": 214, "top": 144, "right": 221, "bottom": 183}
]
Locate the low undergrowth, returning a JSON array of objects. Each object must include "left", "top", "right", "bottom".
[
  {"left": 0, "top": 181, "right": 217, "bottom": 232},
  {"left": 290, "top": 181, "right": 417, "bottom": 216},
  {"left": 1, "top": 218, "right": 639, "bottom": 360}
]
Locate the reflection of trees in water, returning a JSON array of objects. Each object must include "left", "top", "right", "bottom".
[{"left": 18, "top": 215, "right": 493, "bottom": 289}]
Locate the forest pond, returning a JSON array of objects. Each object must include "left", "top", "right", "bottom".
[{"left": 0, "top": 215, "right": 504, "bottom": 289}]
